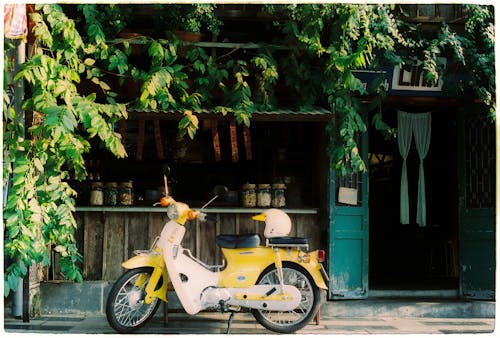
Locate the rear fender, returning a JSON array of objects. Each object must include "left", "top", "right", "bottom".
[
  {"left": 281, "top": 249, "right": 328, "bottom": 290},
  {"left": 122, "top": 254, "right": 169, "bottom": 302}
]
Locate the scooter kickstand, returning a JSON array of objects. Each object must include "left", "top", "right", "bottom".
[{"left": 226, "top": 312, "right": 235, "bottom": 334}]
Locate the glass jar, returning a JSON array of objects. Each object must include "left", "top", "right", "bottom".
[
  {"left": 104, "top": 182, "right": 118, "bottom": 206},
  {"left": 272, "top": 183, "right": 286, "bottom": 208},
  {"left": 241, "top": 183, "right": 256, "bottom": 207},
  {"left": 257, "top": 184, "right": 271, "bottom": 207},
  {"left": 89, "top": 182, "right": 103, "bottom": 206},
  {"left": 119, "top": 181, "right": 134, "bottom": 206}
]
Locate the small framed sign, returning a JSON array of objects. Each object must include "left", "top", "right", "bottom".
[{"left": 338, "top": 187, "right": 358, "bottom": 205}]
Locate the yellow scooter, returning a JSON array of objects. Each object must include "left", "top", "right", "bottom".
[{"left": 106, "top": 186, "right": 328, "bottom": 334}]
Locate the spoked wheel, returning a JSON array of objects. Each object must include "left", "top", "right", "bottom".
[
  {"left": 106, "top": 267, "right": 161, "bottom": 333},
  {"left": 252, "top": 262, "right": 321, "bottom": 333}
]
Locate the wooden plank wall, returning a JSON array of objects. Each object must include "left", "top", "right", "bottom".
[{"left": 54, "top": 211, "right": 321, "bottom": 281}]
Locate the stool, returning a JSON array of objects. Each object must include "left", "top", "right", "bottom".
[
  {"left": 315, "top": 308, "right": 321, "bottom": 325},
  {"left": 162, "top": 282, "right": 175, "bottom": 326}
]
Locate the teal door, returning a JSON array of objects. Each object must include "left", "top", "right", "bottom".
[
  {"left": 328, "top": 132, "right": 369, "bottom": 299},
  {"left": 457, "top": 109, "right": 495, "bottom": 300}
]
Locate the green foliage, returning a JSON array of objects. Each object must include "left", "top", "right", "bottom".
[
  {"left": 251, "top": 52, "right": 279, "bottom": 111},
  {"left": 462, "top": 5, "right": 496, "bottom": 119},
  {"left": 395, "top": 5, "right": 495, "bottom": 119},
  {"left": 3, "top": 4, "right": 494, "bottom": 295},
  {"left": 269, "top": 4, "right": 404, "bottom": 174},
  {"left": 3, "top": 4, "right": 126, "bottom": 296},
  {"left": 155, "top": 4, "right": 222, "bottom": 35},
  {"left": 77, "top": 4, "right": 132, "bottom": 38},
  {"left": 178, "top": 110, "right": 199, "bottom": 139}
]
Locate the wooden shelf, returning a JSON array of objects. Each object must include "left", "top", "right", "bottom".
[{"left": 76, "top": 206, "right": 318, "bottom": 214}]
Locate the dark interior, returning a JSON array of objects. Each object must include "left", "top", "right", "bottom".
[
  {"left": 369, "top": 106, "right": 459, "bottom": 290},
  {"left": 80, "top": 120, "right": 327, "bottom": 209}
]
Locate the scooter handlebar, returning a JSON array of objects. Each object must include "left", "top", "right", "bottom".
[
  {"left": 195, "top": 212, "right": 216, "bottom": 222},
  {"left": 203, "top": 213, "right": 217, "bottom": 222},
  {"left": 156, "top": 197, "right": 216, "bottom": 223}
]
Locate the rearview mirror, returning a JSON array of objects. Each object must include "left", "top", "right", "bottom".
[
  {"left": 161, "top": 164, "right": 171, "bottom": 176},
  {"left": 213, "top": 185, "right": 228, "bottom": 197}
]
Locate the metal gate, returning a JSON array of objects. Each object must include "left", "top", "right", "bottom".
[{"left": 457, "top": 108, "right": 495, "bottom": 300}]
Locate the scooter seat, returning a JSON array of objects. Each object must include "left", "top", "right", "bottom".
[
  {"left": 216, "top": 234, "right": 261, "bottom": 249},
  {"left": 267, "top": 237, "right": 309, "bottom": 246}
]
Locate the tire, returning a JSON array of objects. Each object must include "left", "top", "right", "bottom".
[
  {"left": 251, "top": 262, "right": 321, "bottom": 333},
  {"left": 106, "top": 267, "right": 162, "bottom": 333}
]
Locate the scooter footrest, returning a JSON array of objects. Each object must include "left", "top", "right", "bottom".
[
  {"left": 216, "top": 234, "right": 261, "bottom": 249},
  {"left": 266, "top": 237, "right": 309, "bottom": 249}
]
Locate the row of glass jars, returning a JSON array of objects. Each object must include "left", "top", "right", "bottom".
[
  {"left": 241, "top": 183, "right": 286, "bottom": 208},
  {"left": 90, "top": 181, "right": 134, "bottom": 206}
]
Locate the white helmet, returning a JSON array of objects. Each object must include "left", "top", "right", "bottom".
[{"left": 253, "top": 209, "right": 291, "bottom": 238}]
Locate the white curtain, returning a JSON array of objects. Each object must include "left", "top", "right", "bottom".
[
  {"left": 412, "top": 113, "right": 432, "bottom": 226},
  {"left": 397, "top": 111, "right": 413, "bottom": 224},
  {"left": 397, "top": 111, "right": 432, "bottom": 226}
]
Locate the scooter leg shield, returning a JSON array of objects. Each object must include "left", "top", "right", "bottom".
[{"left": 162, "top": 245, "right": 219, "bottom": 315}]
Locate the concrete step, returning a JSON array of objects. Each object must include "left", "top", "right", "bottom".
[
  {"left": 370, "top": 289, "right": 459, "bottom": 298},
  {"left": 29, "top": 281, "right": 495, "bottom": 319},
  {"left": 320, "top": 298, "right": 495, "bottom": 319}
]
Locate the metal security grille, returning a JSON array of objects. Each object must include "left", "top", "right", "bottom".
[
  {"left": 335, "top": 133, "right": 364, "bottom": 207},
  {"left": 464, "top": 113, "right": 495, "bottom": 209}
]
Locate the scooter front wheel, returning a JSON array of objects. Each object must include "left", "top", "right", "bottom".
[
  {"left": 106, "top": 267, "right": 161, "bottom": 333},
  {"left": 252, "top": 262, "right": 321, "bottom": 333}
]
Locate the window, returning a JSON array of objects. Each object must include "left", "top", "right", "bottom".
[{"left": 401, "top": 4, "right": 466, "bottom": 23}]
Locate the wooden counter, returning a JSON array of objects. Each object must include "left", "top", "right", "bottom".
[{"left": 72, "top": 207, "right": 321, "bottom": 281}]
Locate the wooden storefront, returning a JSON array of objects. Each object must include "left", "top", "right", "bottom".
[{"left": 49, "top": 112, "right": 332, "bottom": 282}]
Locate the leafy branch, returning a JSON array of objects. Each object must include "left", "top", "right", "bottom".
[{"left": 3, "top": 4, "right": 126, "bottom": 296}]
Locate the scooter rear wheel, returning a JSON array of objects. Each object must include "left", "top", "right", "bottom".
[
  {"left": 251, "top": 262, "right": 321, "bottom": 333},
  {"left": 106, "top": 267, "right": 161, "bottom": 333}
]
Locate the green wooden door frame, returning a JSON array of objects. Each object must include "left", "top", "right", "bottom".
[
  {"left": 328, "top": 128, "right": 369, "bottom": 300},
  {"left": 457, "top": 107, "right": 495, "bottom": 300}
]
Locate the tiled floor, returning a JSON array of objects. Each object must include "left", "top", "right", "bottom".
[{"left": 3, "top": 312, "right": 496, "bottom": 335}]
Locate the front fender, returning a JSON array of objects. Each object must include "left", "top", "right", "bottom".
[
  {"left": 122, "top": 253, "right": 169, "bottom": 302},
  {"left": 122, "top": 253, "right": 165, "bottom": 270}
]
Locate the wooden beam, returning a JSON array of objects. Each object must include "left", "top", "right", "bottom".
[
  {"left": 153, "top": 119, "right": 165, "bottom": 160},
  {"left": 243, "top": 125, "right": 252, "bottom": 160},
  {"left": 212, "top": 121, "right": 222, "bottom": 162},
  {"left": 136, "top": 119, "right": 145, "bottom": 161},
  {"left": 230, "top": 121, "right": 239, "bottom": 162},
  {"left": 118, "top": 119, "right": 127, "bottom": 146}
]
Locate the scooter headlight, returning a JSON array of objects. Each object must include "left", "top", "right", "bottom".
[{"left": 167, "top": 203, "right": 179, "bottom": 220}]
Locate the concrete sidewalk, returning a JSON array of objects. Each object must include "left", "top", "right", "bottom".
[
  {"left": 3, "top": 312, "right": 496, "bottom": 335},
  {"left": 4, "top": 281, "right": 497, "bottom": 334}
]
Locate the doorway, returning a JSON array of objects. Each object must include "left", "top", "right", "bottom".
[{"left": 368, "top": 106, "right": 459, "bottom": 290}]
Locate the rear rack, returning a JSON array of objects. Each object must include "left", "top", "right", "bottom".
[{"left": 265, "top": 237, "right": 309, "bottom": 250}]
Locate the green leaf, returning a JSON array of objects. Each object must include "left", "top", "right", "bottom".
[
  {"left": 62, "top": 111, "right": 77, "bottom": 130},
  {"left": 187, "top": 126, "right": 197, "bottom": 139},
  {"left": 83, "top": 58, "right": 95, "bottom": 66},
  {"left": 13, "top": 164, "right": 29, "bottom": 174},
  {"left": 6, "top": 273, "right": 20, "bottom": 295},
  {"left": 33, "top": 158, "right": 44, "bottom": 173}
]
